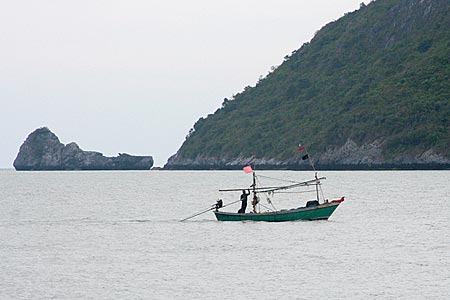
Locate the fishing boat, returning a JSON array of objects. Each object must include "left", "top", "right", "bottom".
[
  {"left": 213, "top": 170, "right": 344, "bottom": 222},
  {"left": 180, "top": 144, "right": 344, "bottom": 222}
]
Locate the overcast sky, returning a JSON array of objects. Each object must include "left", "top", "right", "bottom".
[{"left": 0, "top": 0, "right": 366, "bottom": 168}]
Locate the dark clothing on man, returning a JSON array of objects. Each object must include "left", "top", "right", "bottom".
[{"left": 238, "top": 190, "right": 250, "bottom": 213}]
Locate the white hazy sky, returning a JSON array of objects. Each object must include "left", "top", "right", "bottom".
[{"left": 0, "top": 0, "right": 366, "bottom": 168}]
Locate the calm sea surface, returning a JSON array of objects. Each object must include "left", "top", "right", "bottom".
[{"left": 0, "top": 170, "right": 448, "bottom": 299}]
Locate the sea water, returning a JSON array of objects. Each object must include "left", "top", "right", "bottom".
[{"left": 0, "top": 170, "right": 449, "bottom": 299}]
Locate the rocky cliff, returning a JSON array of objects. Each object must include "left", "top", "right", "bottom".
[
  {"left": 166, "top": 137, "right": 450, "bottom": 170},
  {"left": 14, "top": 127, "right": 154, "bottom": 170}
]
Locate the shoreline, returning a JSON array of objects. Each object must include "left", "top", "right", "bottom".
[{"left": 163, "top": 163, "right": 450, "bottom": 171}]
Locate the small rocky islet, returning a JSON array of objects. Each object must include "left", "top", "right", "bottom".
[{"left": 14, "top": 127, "right": 153, "bottom": 171}]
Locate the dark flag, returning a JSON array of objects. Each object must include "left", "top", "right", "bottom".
[{"left": 298, "top": 142, "right": 309, "bottom": 160}]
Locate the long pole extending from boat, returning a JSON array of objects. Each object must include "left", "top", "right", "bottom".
[
  {"left": 180, "top": 198, "right": 242, "bottom": 222},
  {"left": 218, "top": 177, "right": 325, "bottom": 192}
]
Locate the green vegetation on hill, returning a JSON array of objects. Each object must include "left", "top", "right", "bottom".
[{"left": 169, "top": 0, "right": 450, "bottom": 167}]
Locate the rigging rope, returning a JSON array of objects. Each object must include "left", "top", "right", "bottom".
[
  {"left": 259, "top": 202, "right": 275, "bottom": 212},
  {"left": 276, "top": 190, "right": 316, "bottom": 194},
  {"left": 257, "top": 174, "right": 301, "bottom": 184},
  {"left": 255, "top": 176, "right": 277, "bottom": 210}
]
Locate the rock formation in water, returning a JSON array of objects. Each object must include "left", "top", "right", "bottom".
[{"left": 14, "top": 127, "right": 154, "bottom": 170}]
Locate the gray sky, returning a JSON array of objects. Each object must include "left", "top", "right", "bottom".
[{"left": 0, "top": 0, "right": 365, "bottom": 168}]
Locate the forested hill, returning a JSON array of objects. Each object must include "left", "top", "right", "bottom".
[{"left": 165, "top": 0, "right": 450, "bottom": 170}]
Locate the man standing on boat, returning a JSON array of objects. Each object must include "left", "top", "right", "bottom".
[
  {"left": 238, "top": 189, "right": 250, "bottom": 213},
  {"left": 252, "top": 193, "right": 259, "bottom": 213}
]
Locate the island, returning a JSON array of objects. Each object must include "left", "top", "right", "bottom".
[
  {"left": 14, "top": 127, "right": 153, "bottom": 171},
  {"left": 164, "top": 0, "right": 450, "bottom": 170}
]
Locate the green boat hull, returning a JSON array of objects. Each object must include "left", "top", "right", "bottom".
[{"left": 214, "top": 202, "right": 341, "bottom": 222}]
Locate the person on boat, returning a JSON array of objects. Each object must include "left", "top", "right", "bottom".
[
  {"left": 238, "top": 189, "right": 250, "bottom": 213},
  {"left": 215, "top": 199, "right": 223, "bottom": 211},
  {"left": 252, "top": 194, "right": 259, "bottom": 213}
]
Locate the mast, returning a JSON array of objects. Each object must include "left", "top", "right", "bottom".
[
  {"left": 252, "top": 171, "right": 256, "bottom": 193},
  {"left": 300, "top": 142, "right": 323, "bottom": 204},
  {"left": 316, "top": 181, "right": 320, "bottom": 203},
  {"left": 314, "top": 172, "right": 320, "bottom": 203},
  {"left": 252, "top": 171, "right": 258, "bottom": 213}
]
